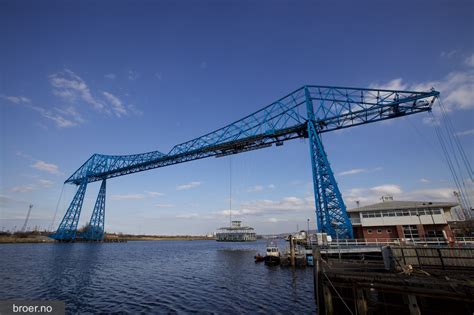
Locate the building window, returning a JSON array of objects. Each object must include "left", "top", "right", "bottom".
[
  {"left": 387, "top": 229, "right": 392, "bottom": 233},
  {"left": 403, "top": 225, "right": 419, "bottom": 239},
  {"left": 377, "top": 229, "right": 382, "bottom": 234},
  {"left": 367, "top": 229, "right": 372, "bottom": 234}
]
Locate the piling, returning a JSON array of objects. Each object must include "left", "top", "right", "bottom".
[{"left": 289, "top": 235, "right": 295, "bottom": 267}]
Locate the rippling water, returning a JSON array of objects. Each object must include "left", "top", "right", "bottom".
[{"left": 0, "top": 240, "right": 316, "bottom": 314}]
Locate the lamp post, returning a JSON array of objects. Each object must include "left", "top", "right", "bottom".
[{"left": 307, "top": 218, "right": 310, "bottom": 239}]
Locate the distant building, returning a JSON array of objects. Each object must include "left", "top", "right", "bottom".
[{"left": 348, "top": 198, "right": 457, "bottom": 241}]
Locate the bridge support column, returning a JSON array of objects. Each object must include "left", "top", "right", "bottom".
[
  {"left": 52, "top": 179, "right": 88, "bottom": 241},
  {"left": 84, "top": 179, "right": 106, "bottom": 241},
  {"left": 305, "top": 87, "right": 353, "bottom": 239}
]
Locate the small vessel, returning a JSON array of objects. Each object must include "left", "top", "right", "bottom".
[
  {"left": 254, "top": 253, "right": 265, "bottom": 263},
  {"left": 264, "top": 241, "right": 281, "bottom": 266}
]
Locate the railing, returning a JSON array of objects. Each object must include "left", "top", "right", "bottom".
[{"left": 307, "top": 237, "right": 474, "bottom": 248}]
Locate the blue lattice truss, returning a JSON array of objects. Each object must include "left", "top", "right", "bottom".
[{"left": 52, "top": 85, "right": 439, "bottom": 241}]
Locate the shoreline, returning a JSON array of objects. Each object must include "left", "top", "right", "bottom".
[{"left": 0, "top": 234, "right": 215, "bottom": 244}]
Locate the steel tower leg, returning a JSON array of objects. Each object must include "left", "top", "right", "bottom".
[
  {"left": 52, "top": 179, "right": 88, "bottom": 241},
  {"left": 305, "top": 87, "right": 353, "bottom": 239},
  {"left": 84, "top": 180, "right": 106, "bottom": 241}
]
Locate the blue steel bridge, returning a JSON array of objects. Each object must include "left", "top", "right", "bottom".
[{"left": 51, "top": 85, "right": 439, "bottom": 242}]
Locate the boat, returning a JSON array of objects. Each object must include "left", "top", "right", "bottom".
[
  {"left": 215, "top": 220, "right": 257, "bottom": 242},
  {"left": 264, "top": 241, "right": 281, "bottom": 266},
  {"left": 254, "top": 253, "right": 265, "bottom": 263}
]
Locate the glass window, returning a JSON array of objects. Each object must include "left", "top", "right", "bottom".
[
  {"left": 395, "top": 211, "right": 403, "bottom": 216},
  {"left": 377, "top": 229, "right": 382, "bottom": 234},
  {"left": 387, "top": 229, "right": 392, "bottom": 233},
  {"left": 402, "top": 210, "right": 410, "bottom": 216},
  {"left": 403, "top": 225, "right": 419, "bottom": 239},
  {"left": 367, "top": 229, "right": 372, "bottom": 234}
]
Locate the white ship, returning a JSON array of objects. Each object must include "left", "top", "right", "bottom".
[{"left": 215, "top": 220, "right": 257, "bottom": 242}]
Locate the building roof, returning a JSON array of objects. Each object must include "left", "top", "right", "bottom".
[{"left": 348, "top": 200, "right": 457, "bottom": 213}]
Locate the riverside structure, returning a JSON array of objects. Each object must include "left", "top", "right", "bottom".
[{"left": 216, "top": 221, "right": 257, "bottom": 242}]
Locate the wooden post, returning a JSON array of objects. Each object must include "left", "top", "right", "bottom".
[
  {"left": 290, "top": 235, "right": 295, "bottom": 267},
  {"left": 323, "top": 285, "right": 334, "bottom": 315},
  {"left": 407, "top": 295, "right": 421, "bottom": 315},
  {"left": 313, "top": 246, "right": 325, "bottom": 315},
  {"left": 355, "top": 288, "right": 368, "bottom": 315}
]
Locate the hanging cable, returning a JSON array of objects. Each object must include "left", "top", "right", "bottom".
[
  {"left": 437, "top": 98, "right": 473, "bottom": 181},
  {"left": 49, "top": 184, "right": 65, "bottom": 232},
  {"left": 430, "top": 111, "right": 471, "bottom": 216},
  {"left": 229, "top": 155, "right": 232, "bottom": 227},
  {"left": 436, "top": 98, "right": 473, "bottom": 215}
]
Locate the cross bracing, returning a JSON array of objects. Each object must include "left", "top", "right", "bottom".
[{"left": 53, "top": 85, "right": 438, "bottom": 241}]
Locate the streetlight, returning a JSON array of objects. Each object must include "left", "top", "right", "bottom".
[{"left": 307, "top": 219, "right": 310, "bottom": 235}]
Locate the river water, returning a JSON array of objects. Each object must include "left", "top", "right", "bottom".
[{"left": 0, "top": 240, "right": 316, "bottom": 314}]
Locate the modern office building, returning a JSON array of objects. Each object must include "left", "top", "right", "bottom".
[{"left": 348, "top": 196, "right": 457, "bottom": 241}]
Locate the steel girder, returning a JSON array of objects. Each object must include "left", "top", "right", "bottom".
[
  {"left": 55, "top": 85, "right": 439, "bottom": 241},
  {"left": 305, "top": 87, "right": 353, "bottom": 238},
  {"left": 65, "top": 86, "right": 438, "bottom": 185},
  {"left": 51, "top": 179, "right": 87, "bottom": 241},
  {"left": 84, "top": 180, "right": 106, "bottom": 241}
]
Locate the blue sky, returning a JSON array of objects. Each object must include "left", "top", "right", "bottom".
[{"left": 1, "top": 0, "right": 473, "bottom": 235}]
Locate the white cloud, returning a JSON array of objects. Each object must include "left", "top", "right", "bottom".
[
  {"left": 103, "top": 91, "right": 127, "bottom": 117},
  {"left": 247, "top": 184, "right": 276, "bottom": 192},
  {"left": 441, "top": 50, "right": 458, "bottom": 58},
  {"left": 465, "top": 54, "right": 474, "bottom": 67},
  {"left": 110, "top": 194, "right": 146, "bottom": 200},
  {"left": 370, "top": 78, "right": 408, "bottom": 91},
  {"left": 218, "top": 196, "right": 313, "bottom": 218},
  {"left": 1, "top": 95, "right": 31, "bottom": 104},
  {"left": 104, "top": 73, "right": 116, "bottom": 80},
  {"left": 455, "top": 129, "right": 474, "bottom": 136},
  {"left": 370, "top": 184, "right": 403, "bottom": 195},
  {"left": 11, "top": 185, "right": 35, "bottom": 193},
  {"left": 370, "top": 66, "right": 474, "bottom": 116},
  {"left": 38, "top": 179, "right": 54, "bottom": 188},
  {"left": 128, "top": 70, "right": 139, "bottom": 81},
  {"left": 9, "top": 178, "right": 54, "bottom": 193},
  {"left": 176, "top": 181, "right": 201, "bottom": 190},
  {"left": 248, "top": 185, "right": 264, "bottom": 192},
  {"left": 405, "top": 188, "right": 457, "bottom": 201},
  {"left": 50, "top": 69, "right": 106, "bottom": 112},
  {"left": 176, "top": 213, "right": 199, "bottom": 219},
  {"left": 200, "top": 61, "right": 207, "bottom": 69},
  {"left": 420, "top": 178, "right": 430, "bottom": 183},
  {"left": 266, "top": 217, "right": 287, "bottom": 223},
  {"left": 338, "top": 168, "right": 366, "bottom": 176},
  {"left": 338, "top": 167, "right": 382, "bottom": 177},
  {"left": 145, "top": 191, "right": 163, "bottom": 197},
  {"left": 155, "top": 203, "right": 175, "bottom": 208},
  {"left": 48, "top": 69, "right": 141, "bottom": 121},
  {"left": 31, "top": 161, "right": 61, "bottom": 175}
]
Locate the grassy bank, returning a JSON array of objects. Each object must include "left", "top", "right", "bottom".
[{"left": 0, "top": 232, "right": 214, "bottom": 243}]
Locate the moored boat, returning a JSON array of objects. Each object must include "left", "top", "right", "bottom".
[{"left": 264, "top": 241, "right": 281, "bottom": 266}]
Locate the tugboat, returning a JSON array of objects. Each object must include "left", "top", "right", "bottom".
[{"left": 264, "top": 241, "right": 281, "bottom": 266}]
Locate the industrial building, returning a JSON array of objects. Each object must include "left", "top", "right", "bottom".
[{"left": 348, "top": 196, "right": 457, "bottom": 242}]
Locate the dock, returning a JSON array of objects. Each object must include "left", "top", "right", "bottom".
[{"left": 311, "top": 243, "right": 474, "bottom": 314}]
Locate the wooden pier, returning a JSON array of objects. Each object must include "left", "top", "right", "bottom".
[{"left": 313, "top": 245, "right": 474, "bottom": 315}]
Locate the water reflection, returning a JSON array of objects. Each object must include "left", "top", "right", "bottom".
[{"left": 0, "top": 240, "right": 316, "bottom": 314}]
